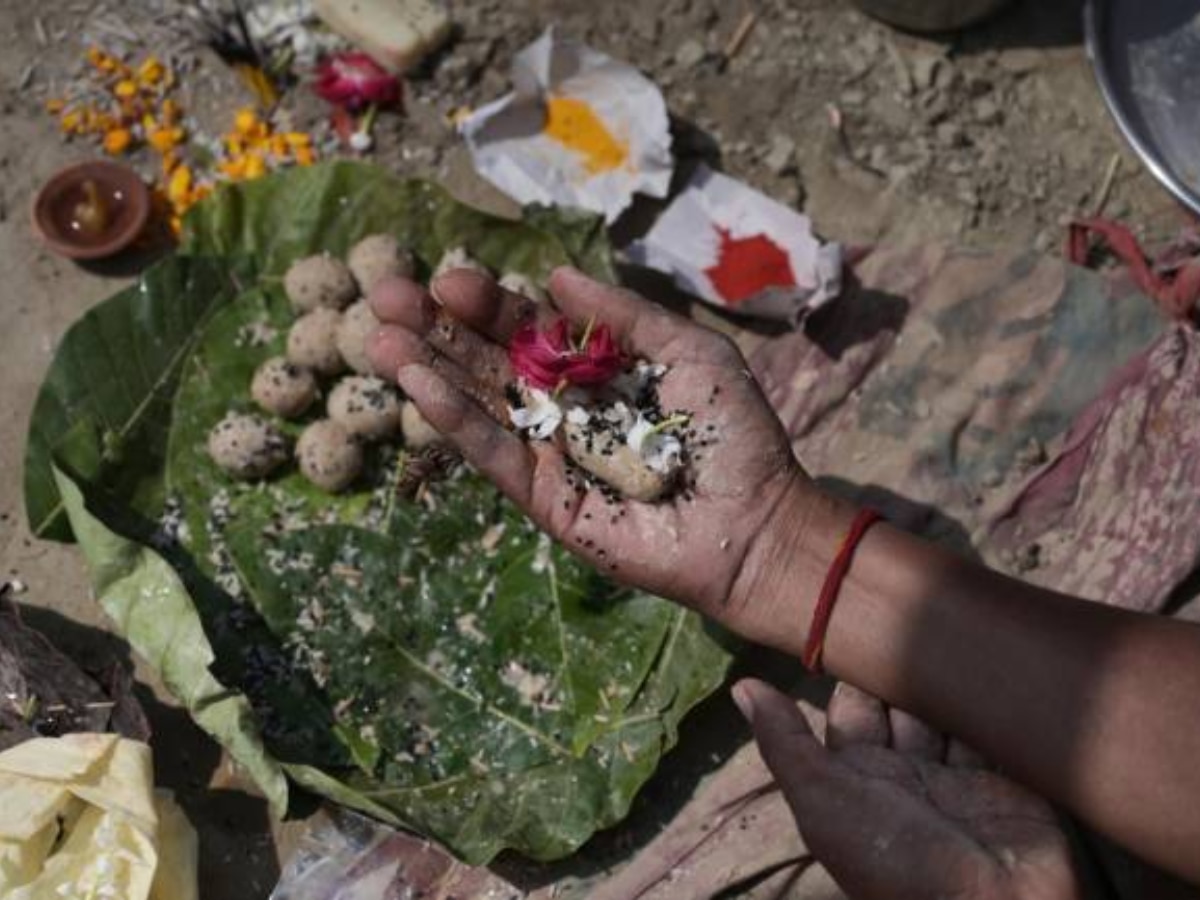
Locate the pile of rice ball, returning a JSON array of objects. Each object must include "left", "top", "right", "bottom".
[{"left": 206, "top": 237, "right": 539, "bottom": 493}]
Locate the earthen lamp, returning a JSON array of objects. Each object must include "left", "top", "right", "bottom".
[{"left": 32, "top": 160, "right": 151, "bottom": 261}]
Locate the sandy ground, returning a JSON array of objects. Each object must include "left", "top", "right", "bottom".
[{"left": 0, "top": 0, "right": 1193, "bottom": 896}]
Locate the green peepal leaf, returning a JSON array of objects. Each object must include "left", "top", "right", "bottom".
[
  {"left": 223, "top": 479, "right": 698, "bottom": 862},
  {"left": 52, "top": 464, "right": 289, "bottom": 815},
  {"left": 24, "top": 162, "right": 733, "bottom": 863},
  {"left": 183, "top": 160, "right": 617, "bottom": 283},
  {"left": 25, "top": 255, "right": 257, "bottom": 542}
]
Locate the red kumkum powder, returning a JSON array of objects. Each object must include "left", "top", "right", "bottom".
[{"left": 704, "top": 226, "right": 797, "bottom": 305}]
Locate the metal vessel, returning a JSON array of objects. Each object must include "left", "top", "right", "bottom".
[{"left": 1086, "top": 0, "right": 1200, "bottom": 216}]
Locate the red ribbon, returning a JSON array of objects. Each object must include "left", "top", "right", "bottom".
[
  {"left": 1066, "top": 218, "right": 1200, "bottom": 322},
  {"left": 802, "top": 508, "right": 883, "bottom": 673}
]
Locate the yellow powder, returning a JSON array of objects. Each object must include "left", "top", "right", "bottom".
[{"left": 543, "top": 95, "right": 629, "bottom": 175}]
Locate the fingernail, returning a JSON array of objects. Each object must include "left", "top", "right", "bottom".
[{"left": 731, "top": 682, "right": 755, "bottom": 724}]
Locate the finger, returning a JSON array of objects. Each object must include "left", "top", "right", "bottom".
[
  {"left": 430, "top": 269, "right": 547, "bottom": 344},
  {"left": 371, "top": 277, "right": 514, "bottom": 387},
  {"left": 735, "top": 678, "right": 981, "bottom": 900},
  {"left": 887, "top": 708, "right": 946, "bottom": 762},
  {"left": 396, "top": 363, "right": 538, "bottom": 506},
  {"left": 370, "top": 326, "right": 507, "bottom": 422},
  {"left": 825, "top": 682, "right": 889, "bottom": 751},
  {"left": 732, "top": 679, "right": 830, "bottom": 795},
  {"left": 946, "top": 739, "right": 987, "bottom": 769},
  {"left": 370, "top": 276, "right": 436, "bottom": 331},
  {"left": 548, "top": 266, "right": 734, "bottom": 365}
]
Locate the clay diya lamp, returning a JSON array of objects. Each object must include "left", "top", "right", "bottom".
[{"left": 32, "top": 160, "right": 151, "bottom": 261}]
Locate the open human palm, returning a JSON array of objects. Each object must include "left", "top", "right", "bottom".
[
  {"left": 367, "top": 265, "right": 813, "bottom": 621},
  {"left": 737, "top": 678, "right": 1084, "bottom": 900}
]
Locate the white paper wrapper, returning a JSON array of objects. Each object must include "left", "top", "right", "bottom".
[
  {"left": 627, "top": 166, "right": 843, "bottom": 325},
  {"left": 460, "top": 28, "right": 673, "bottom": 223}
]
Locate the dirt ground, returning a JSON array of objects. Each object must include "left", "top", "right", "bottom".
[{"left": 0, "top": 0, "right": 1193, "bottom": 896}]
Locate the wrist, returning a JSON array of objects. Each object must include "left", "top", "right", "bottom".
[{"left": 726, "top": 477, "right": 858, "bottom": 658}]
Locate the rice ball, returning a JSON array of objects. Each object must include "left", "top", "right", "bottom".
[
  {"left": 401, "top": 401, "right": 442, "bottom": 449},
  {"left": 499, "top": 272, "right": 549, "bottom": 306},
  {"left": 287, "top": 307, "right": 344, "bottom": 376},
  {"left": 335, "top": 301, "right": 379, "bottom": 375},
  {"left": 327, "top": 375, "right": 404, "bottom": 441},
  {"left": 284, "top": 254, "right": 357, "bottom": 313},
  {"left": 251, "top": 356, "right": 318, "bottom": 419},
  {"left": 296, "top": 419, "right": 363, "bottom": 493},
  {"left": 433, "top": 246, "right": 488, "bottom": 279},
  {"left": 347, "top": 234, "right": 416, "bottom": 294},
  {"left": 207, "top": 413, "right": 290, "bottom": 480}
]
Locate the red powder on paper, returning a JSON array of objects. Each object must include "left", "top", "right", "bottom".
[{"left": 704, "top": 226, "right": 797, "bottom": 305}]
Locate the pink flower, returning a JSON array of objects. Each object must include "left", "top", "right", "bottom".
[
  {"left": 313, "top": 52, "right": 402, "bottom": 113},
  {"left": 509, "top": 317, "right": 626, "bottom": 390}
]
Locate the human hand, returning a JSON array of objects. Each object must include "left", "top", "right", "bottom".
[
  {"left": 734, "top": 678, "right": 1084, "bottom": 900},
  {"left": 367, "top": 267, "right": 846, "bottom": 644}
]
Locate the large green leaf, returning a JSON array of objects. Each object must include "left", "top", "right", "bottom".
[
  {"left": 52, "top": 465, "right": 290, "bottom": 815},
  {"left": 184, "top": 161, "right": 618, "bottom": 283},
  {"left": 24, "top": 255, "right": 256, "bottom": 541},
  {"left": 27, "top": 162, "right": 732, "bottom": 863}
]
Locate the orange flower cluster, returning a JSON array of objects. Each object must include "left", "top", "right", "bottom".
[
  {"left": 49, "top": 49, "right": 180, "bottom": 158},
  {"left": 47, "top": 47, "right": 319, "bottom": 236},
  {"left": 217, "top": 107, "right": 315, "bottom": 183}
]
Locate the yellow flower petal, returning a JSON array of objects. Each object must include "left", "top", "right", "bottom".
[
  {"left": 113, "top": 80, "right": 138, "bottom": 100},
  {"left": 242, "top": 152, "right": 266, "bottom": 180},
  {"left": 167, "top": 165, "right": 192, "bottom": 206},
  {"left": 234, "top": 108, "right": 259, "bottom": 137},
  {"left": 136, "top": 56, "right": 165, "bottom": 86},
  {"left": 102, "top": 128, "right": 132, "bottom": 155}
]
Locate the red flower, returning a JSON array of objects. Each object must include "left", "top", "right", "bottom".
[
  {"left": 509, "top": 317, "right": 626, "bottom": 390},
  {"left": 313, "top": 52, "right": 401, "bottom": 113}
]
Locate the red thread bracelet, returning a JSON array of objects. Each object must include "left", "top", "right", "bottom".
[{"left": 802, "top": 508, "right": 883, "bottom": 673}]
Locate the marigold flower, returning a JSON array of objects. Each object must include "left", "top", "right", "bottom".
[
  {"left": 167, "top": 165, "right": 192, "bottom": 206},
  {"left": 59, "top": 110, "right": 83, "bottom": 134},
  {"left": 294, "top": 145, "right": 315, "bottom": 167},
  {"left": 147, "top": 126, "right": 184, "bottom": 153},
  {"left": 102, "top": 127, "right": 132, "bottom": 155},
  {"left": 242, "top": 152, "right": 266, "bottom": 180},
  {"left": 234, "top": 108, "right": 266, "bottom": 140},
  {"left": 313, "top": 52, "right": 401, "bottom": 113},
  {"left": 136, "top": 56, "right": 165, "bottom": 87},
  {"left": 113, "top": 79, "right": 138, "bottom": 100},
  {"left": 509, "top": 317, "right": 626, "bottom": 390}
]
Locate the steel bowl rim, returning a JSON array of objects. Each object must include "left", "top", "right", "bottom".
[{"left": 1084, "top": 0, "right": 1200, "bottom": 217}]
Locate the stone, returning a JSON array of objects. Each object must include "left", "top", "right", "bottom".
[
  {"left": 674, "top": 39, "right": 706, "bottom": 69},
  {"left": 910, "top": 51, "right": 942, "bottom": 91},
  {"left": 973, "top": 96, "right": 1004, "bottom": 126},
  {"left": 764, "top": 134, "right": 797, "bottom": 175},
  {"left": 936, "top": 121, "right": 966, "bottom": 148}
]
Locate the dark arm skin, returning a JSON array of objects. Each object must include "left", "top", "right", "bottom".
[{"left": 366, "top": 265, "right": 1200, "bottom": 891}]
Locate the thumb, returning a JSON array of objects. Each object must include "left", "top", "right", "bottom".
[
  {"left": 733, "top": 679, "right": 968, "bottom": 900},
  {"left": 732, "top": 678, "right": 834, "bottom": 805}
]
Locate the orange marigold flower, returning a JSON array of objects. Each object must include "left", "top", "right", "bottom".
[
  {"left": 234, "top": 108, "right": 260, "bottom": 137},
  {"left": 167, "top": 165, "right": 193, "bottom": 206},
  {"left": 218, "top": 157, "right": 246, "bottom": 180},
  {"left": 295, "top": 145, "right": 315, "bottom": 167},
  {"left": 136, "top": 56, "right": 165, "bottom": 87},
  {"left": 59, "top": 110, "right": 83, "bottom": 133},
  {"left": 103, "top": 127, "right": 133, "bottom": 155},
  {"left": 242, "top": 152, "right": 267, "bottom": 180},
  {"left": 148, "top": 126, "right": 185, "bottom": 153}
]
